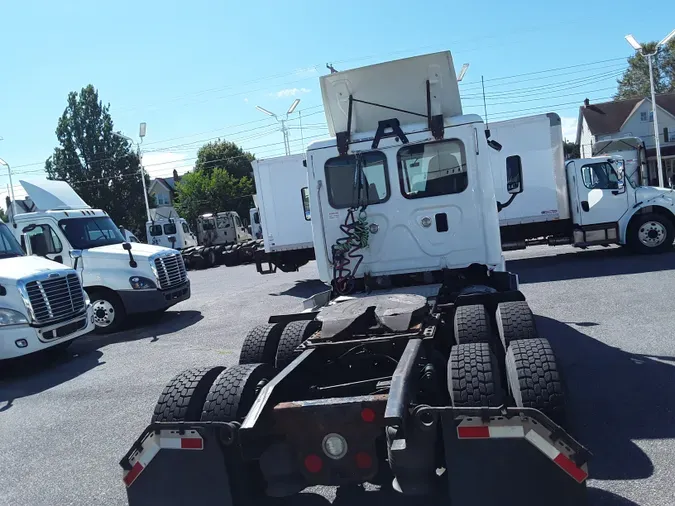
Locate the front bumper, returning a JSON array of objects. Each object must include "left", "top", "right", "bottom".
[
  {"left": 118, "top": 281, "right": 191, "bottom": 315},
  {"left": 0, "top": 306, "right": 95, "bottom": 360}
]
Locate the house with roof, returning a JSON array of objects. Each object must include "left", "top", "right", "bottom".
[
  {"left": 148, "top": 169, "right": 181, "bottom": 208},
  {"left": 576, "top": 93, "right": 675, "bottom": 186}
]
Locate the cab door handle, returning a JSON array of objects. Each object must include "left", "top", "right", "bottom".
[{"left": 581, "top": 201, "right": 589, "bottom": 212}]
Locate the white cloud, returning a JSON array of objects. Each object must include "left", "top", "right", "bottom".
[
  {"left": 142, "top": 152, "right": 191, "bottom": 179},
  {"left": 561, "top": 116, "right": 578, "bottom": 142},
  {"left": 243, "top": 98, "right": 249, "bottom": 103},
  {"left": 269, "top": 87, "right": 311, "bottom": 98}
]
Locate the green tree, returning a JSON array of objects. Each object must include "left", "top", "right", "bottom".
[
  {"left": 563, "top": 140, "right": 580, "bottom": 159},
  {"left": 0, "top": 207, "right": 6, "bottom": 223},
  {"left": 195, "top": 140, "right": 255, "bottom": 179},
  {"left": 44, "top": 85, "right": 151, "bottom": 240},
  {"left": 174, "top": 168, "right": 255, "bottom": 226},
  {"left": 615, "top": 41, "right": 675, "bottom": 99}
]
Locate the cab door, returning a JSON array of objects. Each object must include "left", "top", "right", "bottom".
[
  {"left": 22, "top": 220, "right": 72, "bottom": 267},
  {"left": 570, "top": 160, "right": 629, "bottom": 227}
]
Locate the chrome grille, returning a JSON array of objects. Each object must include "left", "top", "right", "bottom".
[
  {"left": 25, "top": 274, "right": 86, "bottom": 324},
  {"left": 154, "top": 254, "right": 187, "bottom": 290}
]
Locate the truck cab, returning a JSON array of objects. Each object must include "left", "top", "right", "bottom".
[
  {"left": 147, "top": 218, "right": 197, "bottom": 250},
  {"left": 249, "top": 207, "right": 263, "bottom": 240},
  {"left": 7, "top": 179, "right": 191, "bottom": 333},
  {"left": 195, "top": 211, "right": 251, "bottom": 247},
  {"left": 0, "top": 220, "right": 95, "bottom": 359},
  {"left": 565, "top": 155, "right": 675, "bottom": 252}
]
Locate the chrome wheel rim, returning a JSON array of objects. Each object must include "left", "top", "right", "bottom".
[
  {"left": 93, "top": 299, "right": 115, "bottom": 327},
  {"left": 638, "top": 221, "right": 667, "bottom": 248}
]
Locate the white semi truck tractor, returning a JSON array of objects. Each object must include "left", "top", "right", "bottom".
[
  {"left": 6, "top": 179, "right": 191, "bottom": 333},
  {"left": 120, "top": 51, "right": 589, "bottom": 505},
  {"left": 0, "top": 220, "right": 95, "bottom": 359}
]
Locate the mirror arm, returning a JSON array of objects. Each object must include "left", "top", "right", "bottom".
[{"left": 497, "top": 192, "right": 518, "bottom": 212}]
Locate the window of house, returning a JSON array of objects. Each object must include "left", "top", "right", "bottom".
[
  {"left": 156, "top": 193, "right": 169, "bottom": 206},
  {"left": 641, "top": 111, "right": 654, "bottom": 122},
  {"left": 24, "top": 224, "right": 63, "bottom": 254},
  {"left": 163, "top": 223, "right": 177, "bottom": 235},
  {"left": 149, "top": 224, "right": 163, "bottom": 236},
  {"left": 398, "top": 139, "right": 468, "bottom": 199},
  {"left": 324, "top": 151, "right": 389, "bottom": 209},
  {"left": 301, "top": 187, "right": 311, "bottom": 221},
  {"left": 580, "top": 162, "right": 620, "bottom": 190}
]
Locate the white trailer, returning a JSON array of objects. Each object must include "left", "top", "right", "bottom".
[
  {"left": 489, "top": 113, "right": 675, "bottom": 253},
  {"left": 251, "top": 154, "right": 315, "bottom": 274}
]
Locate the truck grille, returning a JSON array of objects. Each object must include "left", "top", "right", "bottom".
[
  {"left": 25, "top": 274, "right": 86, "bottom": 325},
  {"left": 154, "top": 254, "right": 187, "bottom": 290}
]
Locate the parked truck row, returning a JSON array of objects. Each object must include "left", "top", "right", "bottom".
[
  {"left": 5, "top": 179, "right": 191, "bottom": 335},
  {"left": 121, "top": 51, "right": 591, "bottom": 506}
]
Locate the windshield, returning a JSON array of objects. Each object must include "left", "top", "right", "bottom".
[
  {"left": 0, "top": 223, "right": 24, "bottom": 258},
  {"left": 58, "top": 217, "right": 125, "bottom": 249}
]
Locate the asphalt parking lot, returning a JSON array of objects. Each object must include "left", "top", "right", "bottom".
[{"left": 1, "top": 245, "right": 674, "bottom": 506}]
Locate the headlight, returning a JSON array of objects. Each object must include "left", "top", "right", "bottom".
[
  {"left": 0, "top": 308, "right": 29, "bottom": 326},
  {"left": 129, "top": 276, "right": 157, "bottom": 290}
]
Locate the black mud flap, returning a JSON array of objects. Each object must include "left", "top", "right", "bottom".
[
  {"left": 436, "top": 407, "right": 590, "bottom": 506},
  {"left": 121, "top": 422, "right": 236, "bottom": 506}
]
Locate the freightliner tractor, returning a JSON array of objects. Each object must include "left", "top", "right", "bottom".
[
  {"left": 0, "top": 219, "right": 95, "bottom": 359},
  {"left": 121, "top": 51, "right": 590, "bottom": 505},
  {"left": 6, "top": 179, "right": 191, "bottom": 333}
]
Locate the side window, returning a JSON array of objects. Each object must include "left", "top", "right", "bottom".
[
  {"left": 181, "top": 223, "right": 190, "bottom": 234},
  {"left": 398, "top": 139, "right": 468, "bottom": 199},
  {"left": 149, "top": 225, "right": 163, "bottom": 236},
  {"left": 25, "top": 225, "right": 63, "bottom": 254},
  {"left": 234, "top": 215, "right": 242, "bottom": 227},
  {"left": 581, "top": 162, "right": 619, "bottom": 190},
  {"left": 325, "top": 151, "right": 389, "bottom": 209},
  {"left": 164, "top": 223, "right": 177, "bottom": 235},
  {"left": 301, "top": 187, "right": 311, "bottom": 221},
  {"left": 253, "top": 212, "right": 260, "bottom": 225}
]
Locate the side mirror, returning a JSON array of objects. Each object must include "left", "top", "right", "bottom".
[
  {"left": 70, "top": 249, "right": 83, "bottom": 269},
  {"left": 506, "top": 155, "right": 523, "bottom": 195},
  {"left": 122, "top": 242, "right": 132, "bottom": 251}
]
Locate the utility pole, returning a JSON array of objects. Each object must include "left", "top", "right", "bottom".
[
  {"left": 625, "top": 30, "right": 675, "bottom": 187},
  {"left": 255, "top": 99, "right": 301, "bottom": 156},
  {"left": 113, "top": 122, "right": 151, "bottom": 223}
]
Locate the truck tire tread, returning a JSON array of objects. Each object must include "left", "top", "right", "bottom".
[
  {"left": 151, "top": 366, "right": 225, "bottom": 423},
  {"left": 496, "top": 301, "right": 538, "bottom": 350},
  {"left": 239, "top": 323, "right": 285, "bottom": 365},
  {"left": 453, "top": 304, "right": 492, "bottom": 345},
  {"left": 505, "top": 338, "right": 565, "bottom": 424},
  {"left": 275, "top": 320, "right": 321, "bottom": 369},
  {"left": 449, "top": 342, "right": 504, "bottom": 407},
  {"left": 201, "top": 364, "right": 273, "bottom": 422}
]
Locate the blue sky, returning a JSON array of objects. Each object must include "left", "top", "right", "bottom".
[{"left": 0, "top": 0, "right": 672, "bottom": 205}]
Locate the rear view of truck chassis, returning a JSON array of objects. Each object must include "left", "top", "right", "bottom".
[{"left": 121, "top": 264, "right": 590, "bottom": 506}]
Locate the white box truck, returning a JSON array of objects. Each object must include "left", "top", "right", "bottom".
[
  {"left": 251, "top": 154, "right": 316, "bottom": 274},
  {"left": 0, "top": 219, "right": 95, "bottom": 359},
  {"left": 489, "top": 113, "right": 675, "bottom": 253},
  {"left": 6, "top": 178, "right": 191, "bottom": 333}
]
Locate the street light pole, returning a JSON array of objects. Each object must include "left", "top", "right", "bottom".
[
  {"left": 646, "top": 53, "right": 664, "bottom": 186},
  {"left": 114, "top": 123, "right": 151, "bottom": 223},
  {"left": 255, "top": 99, "right": 301, "bottom": 156},
  {"left": 625, "top": 30, "right": 675, "bottom": 187},
  {"left": 0, "top": 158, "right": 15, "bottom": 225}
]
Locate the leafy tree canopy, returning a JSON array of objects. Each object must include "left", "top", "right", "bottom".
[
  {"left": 616, "top": 41, "right": 675, "bottom": 100},
  {"left": 45, "top": 85, "right": 151, "bottom": 239},
  {"left": 563, "top": 140, "right": 580, "bottom": 159},
  {"left": 0, "top": 207, "right": 6, "bottom": 223},
  {"left": 174, "top": 167, "right": 254, "bottom": 226},
  {"left": 195, "top": 140, "right": 255, "bottom": 179}
]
